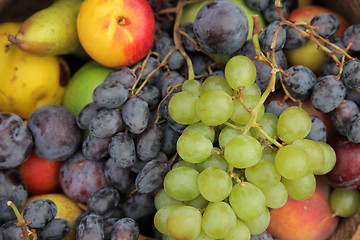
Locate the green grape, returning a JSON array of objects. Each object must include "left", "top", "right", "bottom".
[
  {"left": 166, "top": 205, "right": 202, "bottom": 240},
  {"left": 277, "top": 106, "right": 312, "bottom": 143},
  {"left": 177, "top": 131, "right": 213, "bottom": 164},
  {"left": 184, "top": 194, "right": 209, "bottom": 209},
  {"left": 198, "top": 167, "right": 233, "bottom": 202},
  {"left": 182, "top": 79, "right": 202, "bottom": 97},
  {"left": 250, "top": 112, "right": 278, "bottom": 142},
  {"left": 261, "top": 146, "right": 276, "bottom": 163},
  {"left": 172, "top": 160, "right": 199, "bottom": 171},
  {"left": 225, "top": 55, "right": 256, "bottom": 90},
  {"left": 218, "top": 126, "right": 243, "bottom": 148},
  {"left": 230, "top": 95, "right": 265, "bottom": 126},
  {"left": 154, "top": 203, "right": 184, "bottom": 234},
  {"left": 162, "top": 234, "right": 174, "bottom": 240},
  {"left": 154, "top": 188, "right": 183, "bottom": 210},
  {"left": 168, "top": 91, "right": 200, "bottom": 125},
  {"left": 233, "top": 83, "right": 261, "bottom": 99},
  {"left": 293, "top": 139, "right": 325, "bottom": 173},
  {"left": 194, "top": 231, "right": 213, "bottom": 240},
  {"left": 261, "top": 181, "right": 288, "bottom": 209},
  {"left": 330, "top": 189, "right": 360, "bottom": 217},
  {"left": 201, "top": 202, "right": 237, "bottom": 239},
  {"left": 242, "top": 207, "right": 270, "bottom": 235},
  {"left": 282, "top": 172, "right": 316, "bottom": 200},
  {"left": 197, "top": 151, "right": 229, "bottom": 172},
  {"left": 313, "top": 142, "right": 336, "bottom": 175},
  {"left": 275, "top": 144, "right": 310, "bottom": 180},
  {"left": 224, "top": 135, "right": 262, "bottom": 168},
  {"left": 223, "top": 219, "right": 251, "bottom": 240},
  {"left": 245, "top": 159, "right": 281, "bottom": 189},
  {"left": 196, "top": 89, "right": 234, "bottom": 126},
  {"left": 183, "top": 121, "right": 216, "bottom": 143},
  {"left": 201, "top": 75, "right": 233, "bottom": 96},
  {"left": 229, "top": 181, "right": 267, "bottom": 220},
  {"left": 163, "top": 167, "right": 200, "bottom": 201}
]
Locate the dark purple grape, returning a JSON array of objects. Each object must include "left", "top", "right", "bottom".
[
  {"left": 123, "top": 193, "right": 156, "bottom": 220},
  {"left": 0, "top": 112, "right": 33, "bottom": 169},
  {"left": 135, "top": 56, "right": 161, "bottom": 85},
  {"left": 121, "top": 96, "right": 150, "bottom": 134},
  {"left": 111, "top": 218, "right": 139, "bottom": 240},
  {"left": 37, "top": 218, "right": 70, "bottom": 240},
  {"left": 341, "top": 60, "right": 360, "bottom": 89},
  {"left": 245, "top": 0, "right": 269, "bottom": 11},
  {"left": 160, "top": 71, "right": 185, "bottom": 98},
  {"left": 135, "top": 159, "right": 170, "bottom": 193},
  {"left": 27, "top": 104, "right": 81, "bottom": 161},
  {"left": 251, "top": 230, "right": 274, "bottom": 239},
  {"left": 89, "top": 108, "right": 122, "bottom": 139},
  {"left": 109, "top": 132, "right": 136, "bottom": 168},
  {"left": 283, "top": 65, "right": 317, "bottom": 100},
  {"left": 104, "top": 66, "right": 136, "bottom": 89},
  {"left": 262, "top": 0, "right": 291, "bottom": 23},
  {"left": 259, "top": 20, "right": 286, "bottom": 53},
  {"left": 155, "top": 35, "right": 185, "bottom": 70},
  {"left": 0, "top": 169, "right": 27, "bottom": 225},
  {"left": 324, "top": 36, "right": 346, "bottom": 61},
  {"left": 310, "top": 13, "right": 340, "bottom": 38},
  {"left": 92, "top": 80, "right": 129, "bottom": 109},
  {"left": 305, "top": 115, "right": 327, "bottom": 142},
  {"left": 346, "top": 88, "right": 360, "bottom": 106},
  {"left": 136, "top": 123, "right": 163, "bottom": 162},
  {"left": 130, "top": 159, "right": 148, "bottom": 174},
  {"left": 193, "top": 0, "right": 249, "bottom": 55},
  {"left": 343, "top": 24, "right": 360, "bottom": 52},
  {"left": 320, "top": 61, "right": 340, "bottom": 77},
  {"left": 347, "top": 113, "right": 360, "bottom": 143},
  {"left": 284, "top": 24, "right": 307, "bottom": 50},
  {"left": 180, "top": 22, "right": 197, "bottom": 52},
  {"left": 311, "top": 75, "right": 346, "bottom": 113},
  {"left": 103, "top": 207, "right": 125, "bottom": 220},
  {"left": 76, "top": 102, "right": 104, "bottom": 130},
  {"left": 161, "top": 123, "right": 181, "bottom": 156},
  {"left": 82, "top": 133, "right": 111, "bottom": 160},
  {"left": 265, "top": 100, "right": 290, "bottom": 117},
  {"left": 0, "top": 220, "right": 22, "bottom": 240},
  {"left": 331, "top": 100, "right": 359, "bottom": 136},
  {"left": 191, "top": 53, "right": 213, "bottom": 76},
  {"left": 103, "top": 218, "right": 119, "bottom": 240},
  {"left": 59, "top": 151, "right": 109, "bottom": 203},
  {"left": 76, "top": 214, "right": 104, "bottom": 240},
  {"left": 138, "top": 85, "right": 161, "bottom": 111},
  {"left": 87, "top": 186, "right": 120, "bottom": 216},
  {"left": 104, "top": 158, "right": 133, "bottom": 191},
  {"left": 23, "top": 199, "right": 57, "bottom": 229}
]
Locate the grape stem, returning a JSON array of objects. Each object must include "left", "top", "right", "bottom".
[
  {"left": 253, "top": 123, "right": 283, "bottom": 148},
  {"left": 7, "top": 201, "right": 36, "bottom": 240}
]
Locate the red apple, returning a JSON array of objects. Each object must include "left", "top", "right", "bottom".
[
  {"left": 325, "top": 136, "right": 360, "bottom": 189},
  {"left": 267, "top": 177, "right": 339, "bottom": 240},
  {"left": 76, "top": 0, "right": 155, "bottom": 67},
  {"left": 18, "top": 151, "right": 62, "bottom": 195}
]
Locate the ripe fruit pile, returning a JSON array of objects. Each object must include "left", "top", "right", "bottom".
[{"left": 2, "top": 0, "right": 360, "bottom": 239}]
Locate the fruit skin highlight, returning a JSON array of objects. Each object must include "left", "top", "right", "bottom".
[
  {"left": 76, "top": 0, "right": 156, "bottom": 67},
  {"left": 0, "top": 22, "right": 70, "bottom": 119}
]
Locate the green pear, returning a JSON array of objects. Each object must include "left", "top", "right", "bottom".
[
  {"left": 7, "top": 0, "right": 83, "bottom": 56},
  {"left": 63, "top": 61, "right": 113, "bottom": 116}
]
